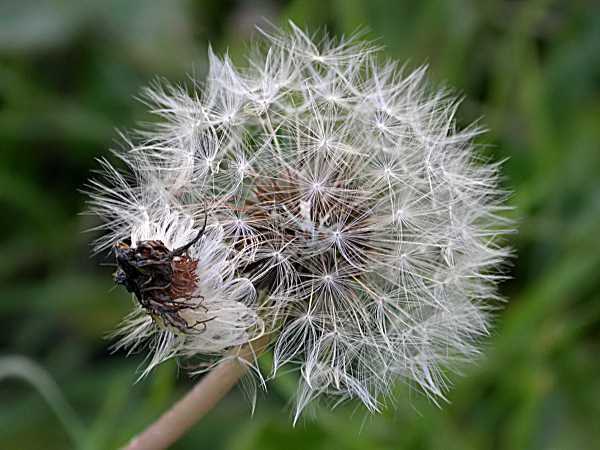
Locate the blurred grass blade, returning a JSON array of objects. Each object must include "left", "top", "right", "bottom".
[{"left": 0, "top": 356, "right": 87, "bottom": 448}]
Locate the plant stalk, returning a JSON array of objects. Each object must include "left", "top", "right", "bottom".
[{"left": 124, "top": 337, "right": 268, "bottom": 450}]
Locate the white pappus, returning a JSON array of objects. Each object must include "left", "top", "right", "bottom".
[{"left": 88, "top": 22, "right": 512, "bottom": 422}]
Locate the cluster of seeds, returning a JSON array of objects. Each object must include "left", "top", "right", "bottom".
[{"left": 89, "top": 23, "right": 511, "bottom": 419}]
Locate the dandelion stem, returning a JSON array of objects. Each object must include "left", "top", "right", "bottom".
[{"left": 124, "top": 336, "right": 270, "bottom": 450}]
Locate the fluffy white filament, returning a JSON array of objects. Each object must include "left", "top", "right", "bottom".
[{"left": 88, "top": 22, "right": 511, "bottom": 421}]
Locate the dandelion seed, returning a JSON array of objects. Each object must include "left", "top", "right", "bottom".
[{"left": 88, "top": 21, "right": 512, "bottom": 421}]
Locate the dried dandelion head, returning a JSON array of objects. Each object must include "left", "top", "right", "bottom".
[{"left": 88, "top": 22, "right": 512, "bottom": 421}]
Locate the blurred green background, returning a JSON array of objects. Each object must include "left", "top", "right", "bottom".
[{"left": 1, "top": 0, "right": 599, "bottom": 449}]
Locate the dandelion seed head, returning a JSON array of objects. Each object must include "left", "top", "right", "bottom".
[{"left": 88, "top": 22, "right": 512, "bottom": 420}]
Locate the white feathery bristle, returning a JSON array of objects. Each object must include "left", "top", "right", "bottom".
[{"left": 88, "top": 22, "right": 512, "bottom": 419}]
